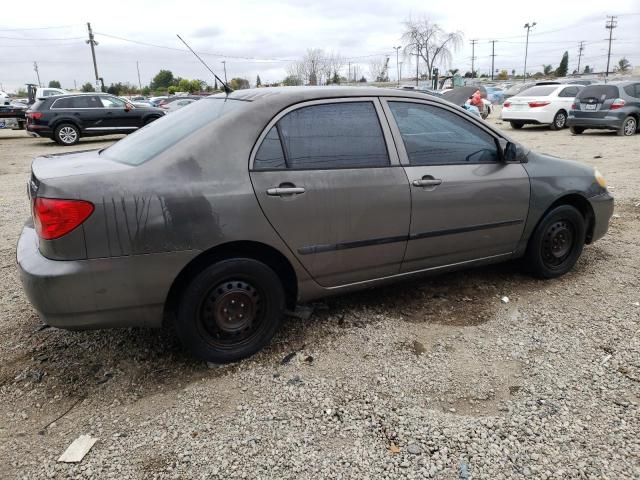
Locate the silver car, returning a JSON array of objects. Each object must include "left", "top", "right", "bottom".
[{"left": 17, "top": 87, "right": 613, "bottom": 362}]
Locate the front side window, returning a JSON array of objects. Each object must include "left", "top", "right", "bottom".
[
  {"left": 101, "top": 96, "right": 126, "bottom": 108},
  {"left": 388, "top": 101, "right": 499, "bottom": 166},
  {"left": 274, "top": 101, "right": 389, "bottom": 169}
]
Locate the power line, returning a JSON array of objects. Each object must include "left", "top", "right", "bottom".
[
  {"left": 0, "top": 34, "right": 84, "bottom": 40},
  {"left": 0, "top": 24, "right": 79, "bottom": 32}
]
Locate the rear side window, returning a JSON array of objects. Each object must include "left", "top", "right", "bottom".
[
  {"left": 254, "top": 126, "right": 286, "bottom": 169},
  {"left": 623, "top": 84, "right": 640, "bottom": 98},
  {"left": 577, "top": 85, "right": 618, "bottom": 101},
  {"left": 51, "top": 97, "right": 74, "bottom": 108},
  {"left": 517, "top": 86, "right": 557, "bottom": 97},
  {"left": 559, "top": 86, "right": 580, "bottom": 97},
  {"left": 71, "top": 96, "right": 102, "bottom": 108},
  {"left": 275, "top": 102, "right": 389, "bottom": 169},
  {"left": 388, "top": 101, "right": 499, "bottom": 166}
]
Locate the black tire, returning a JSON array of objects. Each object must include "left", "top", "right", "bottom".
[
  {"left": 144, "top": 115, "right": 161, "bottom": 125},
  {"left": 176, "top": 258, "right": 285, "bottom": 363},
  {"left": 525, "top": 205, "right": 586, "bottom": 279},
  {"left": 550, "top": 110, "right": 567, "bottom": 130},
  {"left": 510, "top": 121, "right": 524, "bottom": 130},
  {"left": 617, "top": 116, "right": 637, "bottom": 136},
  {"left": 570, "top": 126, "right": 585, "bottom": 135},
  {"left": 53, "top": 123, "right": 80, "bottom": 145}
]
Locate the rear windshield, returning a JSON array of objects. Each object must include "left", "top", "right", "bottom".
[
  {"left": 577, "top": 85, "right": 618, "bottom": 101},
  {"left": 517, "top": 86, "right": 557, "bottom": 97},
  {"left": 102, "top": 98, "right": 247, "bottom": 166}
]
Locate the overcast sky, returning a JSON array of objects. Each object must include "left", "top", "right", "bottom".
[{"left": 0, "top": 0, "right": 638, "bottom": 92}]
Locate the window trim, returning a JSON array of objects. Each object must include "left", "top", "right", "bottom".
[
  {"left": 381, "top": 98, "right": 504, "bottom": 167},
  {"left": 249, "top": 97, "right": 401, "bottom": 171},
  {"left": 50, "top": 95, "right": 104, "bottom": 110}
]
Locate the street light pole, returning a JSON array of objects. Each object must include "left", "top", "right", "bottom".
[
  {"left": 399, "top": 62, "right": 403, "bottom": 84},
  {"left": 523, "top": 22, "right": 536, "bottom": 83},
  {"left": 221, "top": 60, "right": 228, "bottom": 83},
  {"left": 393, "top": 46, "right": 402, "bottom": 86}
]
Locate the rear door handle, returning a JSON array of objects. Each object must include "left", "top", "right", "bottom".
[
  {"left": 266, "top": 187, "right": 306, "bottom": 196},
  {"left": 412, "top": 178, "right": 442, "bottom": 187}
]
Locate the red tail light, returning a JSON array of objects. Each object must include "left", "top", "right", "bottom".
[
  {"left": 33, "top": 198, "right": 94, "bottom": 240},
  {"left": 571, "top": 103, "right": 577, "bottom": 109},
  {"left": 503, "top": 101, "right": 511, "bottom": 108},
  {"left": 528, "top": 101, "right": 550, "bottom": 108},
  {"left": 610, "top": 98, "right": 625, "bottom": 110},
  {"left": 27, "top": 112, "right": 43, "bottom": 120}
]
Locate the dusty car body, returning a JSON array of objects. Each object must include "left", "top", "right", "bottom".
[{"left": 17, "top": 87, "right": 613, "bottom": 362}]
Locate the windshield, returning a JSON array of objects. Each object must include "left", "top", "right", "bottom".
[
  {"left": 516, "top": 86, "right": 557, "bottom": 97},
  {"left": 102, "top": 98, "right": 247, "bottom": 166}
]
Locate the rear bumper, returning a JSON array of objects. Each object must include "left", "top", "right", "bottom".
[
  {"left": 17, "top": 225, "right": 198, "bottom": 330},
  {"left": 500, "top": 108, "right": 554, "bottom": 124},
  {"left": 26, "top": 124, "right": 52, "bottom": 138},
  {"left": 588, "top": 192, "right": 614, "bottom": 243},
  {"left": 567, "top": 113, "right": 624, "bottom": 130}
]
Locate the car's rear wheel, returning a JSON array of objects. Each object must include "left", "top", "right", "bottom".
[
  {"left": 618, "top": 116, "right": 637, "bottom": 136},
  {"left": 510, "top": 121, "right": 524, "bottom": 129},
  {"left": 176, "top": 258, "right": 285, "bottom": 363},
  {"left": 550, "top": 110, "right": 567, "bottom": 130},
  {"left": 570, "top": 126, "right": 585, "bottom": 135},
  {"left": 54, "top": 123, "right": 80, "bottom": 145},
  {"left": 525, "top": 205, "right": 586, "bottom": 279}
]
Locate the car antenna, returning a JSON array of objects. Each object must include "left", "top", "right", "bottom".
[{"left": 176, "top": 34, "right": 233, "bottom": 95}]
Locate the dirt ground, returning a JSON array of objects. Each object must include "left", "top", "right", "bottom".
[{"left": 0, "top": 111, "right": 638, "bottom": 479}]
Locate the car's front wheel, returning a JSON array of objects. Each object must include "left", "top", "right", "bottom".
[
  {"left": 618, "top": 116, "right": 637, "bottom": 136},
  {"left": 510, "top": 121, "right": 524, "bottom": 129},
  {"left": 550, "top": 110, "right": 567, "bottom": 130},
  {"left": 176, "top": 258, "right": 285, "bottom": 363},
  {"left": 525, "top": 205, "right": 586, "bottom": 279},
  {"left": 54, "top": 123, "right": 80, "bottom": 145}
]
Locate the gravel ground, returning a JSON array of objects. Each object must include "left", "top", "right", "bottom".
[{"left": 0, "top": 112, "right": 639, "bottom": 479}]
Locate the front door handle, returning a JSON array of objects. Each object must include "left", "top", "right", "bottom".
[
  {"left": 266, "top": 186, "right": 306, "bottom": 196},
  {"left": 412, "top": 178, "right": 442, "bottom": 187}
]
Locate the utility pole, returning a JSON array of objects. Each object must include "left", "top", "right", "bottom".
[
  {"left": 221, "top": 60, "right": 228, "bottom": 83},
  {"left": 33, "top": 62, "right": 41, "bottom": 87},
  {"left": 86, "top": 22, "right": 100, "bottom": 91},
  {"left": 348, "top": 62, "right": 351, "bottom": 84},
  {"left": 470, "top": 40, "right": 477, "bottom": 78},
  {"left": 415, "top": 45, "right": 420, "bottom": 87},
  {"left": 576, "top": 41, "right": 585, "bottom": 75},
  {"left": 490, "top": 40, "right": 497, "bottom": 80},
  {"left": 136, "top": 61, "right": 142, "bottom": 90},
  {"left": 605, "top": 16, "right": 617, "bottom": 78},
  {"left": 523, "top": 22, "right": 536, "bottom": 83},
  {"left": 399, "top": 61, "right": 403, "bottom": 84},
  {"left": 393, "top": 46, "right": 402, "bottom": 86}
]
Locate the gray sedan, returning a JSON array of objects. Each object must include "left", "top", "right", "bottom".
[{"left": 17, "top": 87, "right": 614, "bottom": 362}]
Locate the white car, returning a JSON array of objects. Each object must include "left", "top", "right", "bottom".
[{"left": 501, "top": 84, "right": 583, "bottom": 130}]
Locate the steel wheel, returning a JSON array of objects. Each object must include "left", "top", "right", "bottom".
[
  {"left": 541, "top": 220, "right": 574, "bottom": 269},
  {"left": 622, "top": 117, "right": 636, "bottom": 136},
  {"left": 54, "top": 124, "right": 80, "bottom": 145},
  {"left": 551, "top": 111, "right": 567, "bottom": 130}
]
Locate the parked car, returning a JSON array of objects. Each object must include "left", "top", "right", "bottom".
[
  {"left": 501, "top": 84, "right": 583, "bottom": 130},
  {"left": 567, "top": 81, "right": 640, "bottom": 136},
  {"left": 157, "top": 95, "right": 204, "bottom": 108},
  {"left": 25, "top": 93, "right": 165, "bottom": 145},
  {"left": 149, "top": 96, "right": 168, "bottom": 107},
  {"left": 502, "top": 82, "right": 536, "bottom": 100},
  {"left": 17, "top": 87, "right": 613, "bottom": 363},
  {"left": 485, "top": 86, "right": 505, "bottom": 104},
  {"left": 160, "top": 98, "right": 197, "bottom": 112}
]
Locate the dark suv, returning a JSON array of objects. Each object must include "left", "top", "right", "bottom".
[
  {"left": 567, "top": 81, "right": 640, "bottom": 136},
  {"left": 26, "top": 93, "right": 165, "bottom": 145}
]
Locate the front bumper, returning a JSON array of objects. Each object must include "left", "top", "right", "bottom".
[
  {"left": 567, "top": 115, "right": 623, "bottom": 130},
  {"left": 588, "top": 192, "right": 614, "bottom": 243},
  {"left": 17, "top": 225, "right": 198, "bottom": 330}
]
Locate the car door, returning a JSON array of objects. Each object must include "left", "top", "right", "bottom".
[
  {"left": 382, "top": 99, "right": 530, "bottom": 273},
  {"left": 99, "top": 95, "right": 139, "bottom": 130},
  {"left": 62, "top": 95, "right": 105, "bottom": 131},
  {"left": 250, "top": 98, "right": 411, "bottom": 287}
]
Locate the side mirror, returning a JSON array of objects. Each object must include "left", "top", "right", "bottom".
[
  {"left": 498, "top": 138, "right": 518, "bottom": 162},
  {"left": 124, "top": 103, "right": 133, "bottom": 112}
]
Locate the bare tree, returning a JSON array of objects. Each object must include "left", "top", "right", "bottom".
[
  {"left": 368, "top": 56, "right": 390, "bottom": 82},
  {"left": 402, "top": 17, "right": 463, "bottom": 80},
  {"left": 288, "top": 49, "right": 332, "bottom": 85}
]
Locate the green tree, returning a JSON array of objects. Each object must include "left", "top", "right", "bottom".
[
  {"left": 282, "top": 75, "right": 302, "bottom": 86},
  {"left": 616, "top": 57, "right": 631, "bottom": 73},
  {"left": 542, "top": 64, "right": 554, "bottom": 76},
  {"left": 151, "top": 70, "right": 175, "bottom": 90},
  {"left": 358, "top": 76, "right": 367, "bottom": 83},
  {"left": 81, "top": 82, "right": 95, "bottom": 92},
  {"left": 497, "top": 70, "right": 509, "bottom": 80},
  {"left": 176, "top": 78, "right": 191, "bottom": 92},
  {"left": 331, "top": 71, "right": 340, "bottom": 84},
  {"left": 141, "top": 86, "right": 151, "bottom": 96},
  {"left": 48, "top": 80, "right": 61, "bottom": 88},
  {"left": 583, "top": 65, "right": 591, "bottom": 74},
  {"left": 189, "top": 79, "right": 203, "bottom": 93},
  {"left": 555, "top": 51, "right": 569, "bottom": 77},
  {"left": 229, "top": 77, "right": 250, "bottom": 89},
  {"left": 256, "top": 75, "right": 262, "bottom": 87},
  {"left": 167, "top": 86, "right": 177, "bottom": 95}
]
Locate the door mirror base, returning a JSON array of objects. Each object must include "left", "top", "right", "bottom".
[{"left": 498, "top": 138, "right": 518, "bottom": 163}]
